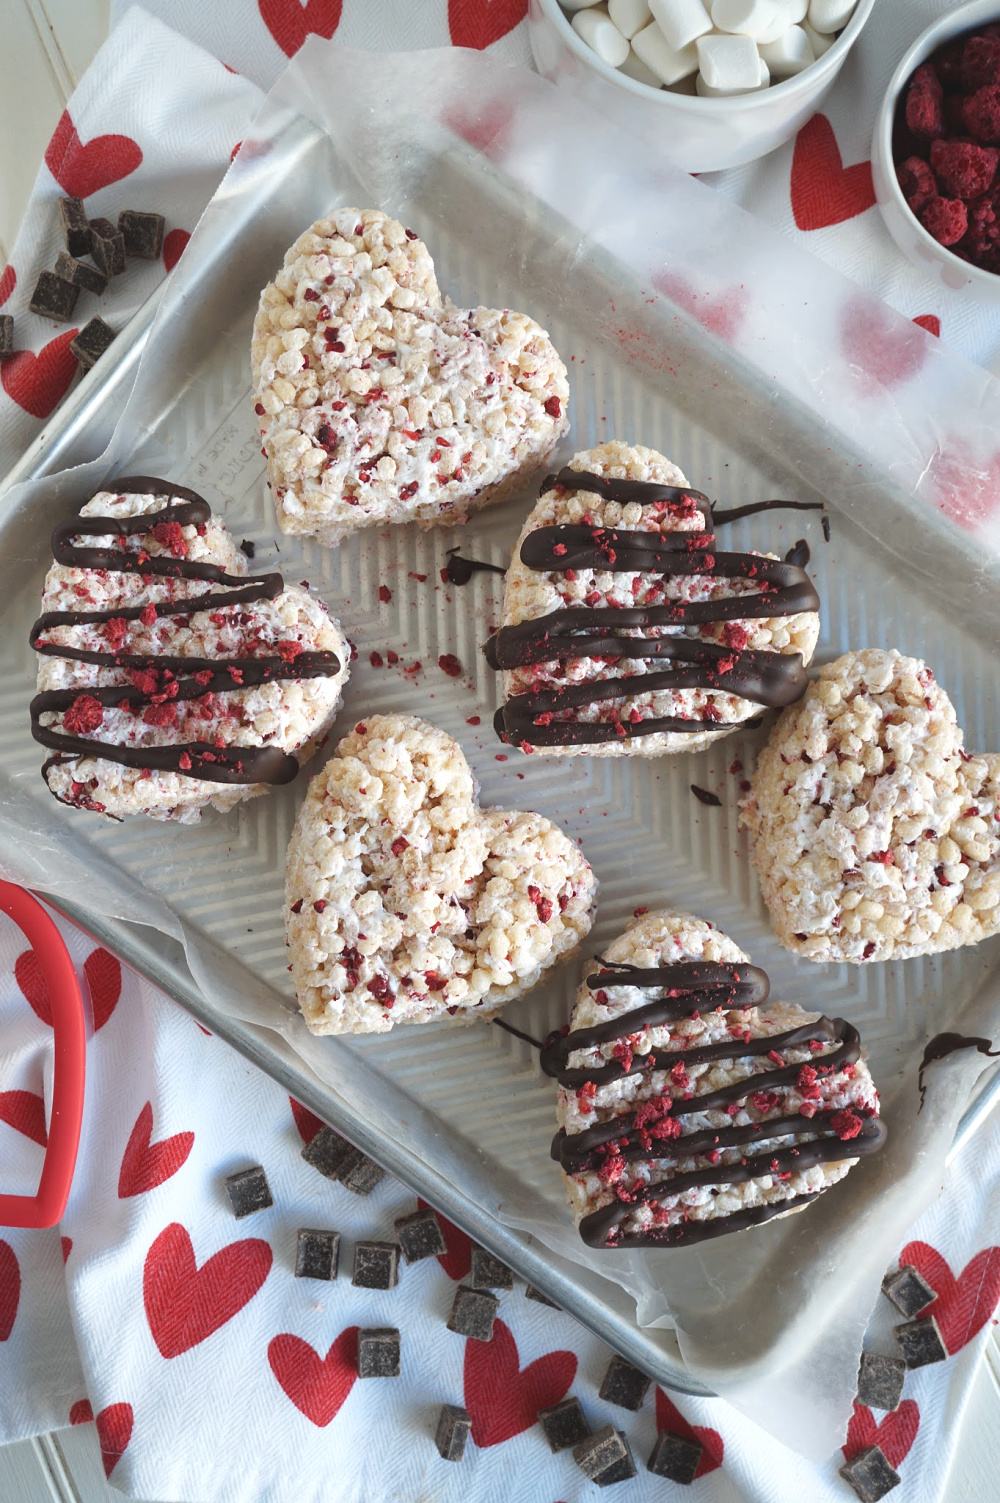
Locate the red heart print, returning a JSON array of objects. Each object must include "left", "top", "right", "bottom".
[
  {"left": 927, "top": 443, "right": 1000, "bottom": 531},
  {"left": 0, "top": 1089, "right": 47, "bottom": 1146},
  {"left": 143, "top": 1222, "right": 272, "bottom": 1358},
  {"left": 70, "top": 1399, "right": 93, "bottom": 1424},
  {"left": 449, "top": 0, "right": 529, "bottom": 49},
  {"left": 61, "top": 1237, "right": 72, "bottom": 1263},
  {"left": 0, "top": 1240, "right": 20, "bottom": 1340},
  {"left": 118, "top": 1103, "right": 194, "bottom": 1198},
  {"left": 840, "top": 297, "right": 928, "bottom": 390},
  {"left": 899, "top": 1240, "right": 1000, "bottom": 1354},
  {"left": 163, "top": 229, "right": 190, "bottom": 274},
  {"left": 843, "top": 1400, "right": 919, "bottom": 1468},
  {"left": 464, "top": 1319, "right": 576, "bottom": 1446},
  {"left": 85, "top": 947, "right": 121, "bottom": 1030},
  {"left": 653, "top": 271, "right": 748, "bottom": 343},
  {"left": 45, "top": 111, "right": 142, "bottom": 199},
  {"left": 15, "top": 948, "right": 51, "bottom": 1026},
  {"left": 0, "top": 265, "right": 14, "bottom": 307},
  {"left": 913, "top": 314, "right": 941, "bottom": 337},
  {"left": 95, "top": 1403, "right": 133, "bottom": 1479},
  {"left": 268, "top": 1327, "right": 358, "bottom": 1426},
  {"left": 259, "top": 0, "right": 342, "bottom": 57},
  {"left": 418, "top": 1196, "right": 471, "bottom": 1281},
  {"left": 1, "top": 330, "right": 79, "bottom": 419},
  {"left": 289, "top": 1096, "right": 323, "bottom": 1145},
  {"left": 791, "top": 114, "right": 875, "bottom": 230},
  {"left": 655, "top": 1390, "right": 724, "bottom": 1478}
]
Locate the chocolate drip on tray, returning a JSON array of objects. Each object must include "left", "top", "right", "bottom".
[
  {"left": 445, "top": 547, "right": 506, "bottom": 585},
  {"left": 917, "top": 1032, "right": 1000, "bottom": 1109}
]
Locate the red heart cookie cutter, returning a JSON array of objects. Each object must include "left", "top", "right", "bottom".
[{"left": 0, "top": 883, "right": 85, "bottom": 1228}]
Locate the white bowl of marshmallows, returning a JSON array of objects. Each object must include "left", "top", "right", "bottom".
[{"left": 528, "top": 0, "right": 877, "bottom": 172}]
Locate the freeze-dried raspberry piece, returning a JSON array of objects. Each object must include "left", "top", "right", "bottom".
[
  {"left": 963, "top": 83, "right": 1000, "bottom": 143},
  {"left": 962, "top": 35, "right": 1000, "bottom": 93},
  {"left": 964, "top": 190, "right": 1000, "bottom": 264},
  {"left": 896, "top": 155, "right": 938, "bottom": 214},
  {"left": 906, "top": 63, "right": 944, "bottom": 139},
  {"left": 920, "top": 195, "right": 969, "bottom": 245},
  {"left": 930, "top": 138, "right": 999, "bottom": 198}
]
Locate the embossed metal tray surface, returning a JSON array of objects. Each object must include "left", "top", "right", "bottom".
[{"left": 3, "top": 92, "right": 1000, "bottom": 1406}]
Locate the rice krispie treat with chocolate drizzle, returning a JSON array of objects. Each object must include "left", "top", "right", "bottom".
[
  {"left": 542, "top": 910, "right": 884, "bottom": 1249},
  {"left": 251, "top": 208, "right": 569, "bottom": 548},
  {"left": 485, "top": 442, "right": 822, "bottom": 755},
  {"left": 285, "top": 714, "right": 596, "bottom": 1035},
  {"left": 30, "top": 478, "right": 348, "bottom": 822},
  {"left": 740, "top": 648, "right": 1000, "bottom": 963}
]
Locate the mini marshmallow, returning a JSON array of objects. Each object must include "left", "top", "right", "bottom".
[
  {"left": 632, "top": 20, "right": 699, "bottom": 84},
  {"left": 807, "top": 0, "right": 855, "bottom": 34},
  {"left": 696, "top": 31, "right": 763, "bottom": 91},
  {"left": 775, "top": 0, "right": 808, "bottom": 21},
  {"left": 648, "top": 0, "right": 712, "bottom": 52},
  {"left": 620, "top": 43, "right": 666, "bottom": 86},
  {"left": 802, "top": 17, "right": 834, "bottom": 54},
  {"left": 711, "top": 0, "right": 788, "bottom": 45},
  {"left": 572, "top": 4, "right": 631, "bottom": 65},
  {"left": 696, "top": 52, "right": 768, "bottom": 93},
  {"left": 609, "top": 0, "right": 653, "bottom": 40},
  {"left": 759, "top": 24, "right": 815, "bottom": 75}
]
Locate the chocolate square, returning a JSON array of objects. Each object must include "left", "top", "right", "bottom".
[
  {"left": 895, "top": 1314, "right": 948, "bottom": 1369},
  {"left": 0, "top": 315, "right": 12, "bottom": 358},
  {"left": 89, "top": 218, "right": 126, "bottom": 277},
  {"left": 224, "top": 1165, "right": 272, "bottom": 1218},
  {"left": 28, "top": 270, "right": 79, "bottom": 323},
  {"left": 395, "top": 1206, "right": 447, "bottom": 1263},
  {"left": 337, "top": 1146, "right": 385, "bottom": 1196},
  {"left": 881, "top": 1264, "right": 937, "bottom": 1320},
  {"left": 446, "top": 1285, "right": 498, "bottom": 1343},
  {"left": 295, "top": 1228, "right": 339, "bottom": 1281},
  {"left": 469, "top": 1247, "right": 513, "bottom": 1290},
  {"left": 70, "top": 317, "right": 116, "bottom": 372},
  {"left": 58, "top": 197, "right": 90, "bottom": 257},
  {"left": 352, "top": 1240, "right": 399, "bottom": 1290},
  {"left": 573, "top": 1424, "right": 627, "bottom": 1481},
  {"left": 856, "top": 1351, "right": 906, "bottom": 1412},
  {"left": 301, "top": 1124, "right": 351, "bottom": 1180},
  {"left": 839, "top": 1444, "right": 901, "bottom": 1501},
  {"left": 54, "top": 252, "right": 108, "bottom": 297},
  {"left": 525, "top": 1283, "right": 560, "bottom": 1308},
  {"left": 599, "top": 1353, "right": 651, "bottom": 1411},
  {"left": 357, "top": 1327, "right": 400, "bottom": 1379},
  {"left": 435, "top": 1403, "right": 471, "bottom": 1462},
  {"left": 537, "top": 1396, "right": 590, "bottom": 1453},
  {"left": 647, "top": 1429, "right": 703, "bottom": 1484},
  {"left": 595, "top": 1431, "right": 637, "bottom": 1487},
  {"left": 118, "top": 209, "right": 165, "bottom": 260}
]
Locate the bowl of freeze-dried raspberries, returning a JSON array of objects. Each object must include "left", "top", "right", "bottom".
[{"left": 873, "top": 2, "right": 1000, "bottom": 299}]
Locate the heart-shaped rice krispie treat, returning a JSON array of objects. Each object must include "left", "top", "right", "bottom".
[
  {"left": 285, "top": 714, "right": 596, "bottom": 1034},
  {"left": 251, "top": 208, "right": 569, "bottom": 548},
  {"left": 485, "top": 441, "right": 821, "bottom": 755},
  {"left": 542, "top": 909, "right": 884, "bottom": 1249},
  {"left": 740, "top": 648, "right": 1000, "bottom": 963},
  {"left": 30, "top": 478, "right": 348, "bottom": 823}
]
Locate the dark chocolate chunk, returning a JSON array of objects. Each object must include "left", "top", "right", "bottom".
[
  {"left": 58, "top": 197, "right": 90, "bottom": 257},
  {"left": 337, "top": 1146, "right": 385, "bottom": 1196},
  {"left": 895, "top": 1314, "right": 948, "bottom": 1368},
  {"left": 53, "top": 251, "right": 108, "bottom": 296},
  {"left": 856, "top": 1351, "right": 906, "bottom": 1412},
  {"left": 0, "top": 315, "right": 12, "bottom": 358},
  {"left": 357, "top": 1326, "right": 400, "bottom": 1378},
  {"left": 574, "top": 1424, "right": 628, "bottom": 1481},
  {"left": 647, "top": 1429, "right": 703, "bottom": 1484},
  {"left": 839, "top": 1444, "right": 901, "bottom": 1501},
  {"left": 239, "top": 538, "right": 256, "bottom": 560},
  {"left": 435, "top": 1403, "right": 471, "bottom": 1462},
  {"left": 538, "top": 1396, "right": 590, "bottom": 1453},
  {"left": 394, "top": 1206, "right": 446, "bottom": 1263},
  {"left": 352, "top": 1240, "right": 399, "bottom": 1290},
  {"left": 446, "top": 1285, "right": 498, "bottom": 1343},
  {"left": 70, "top": 317, "right": 116, "bottom": 372},
  {"left": 881, "top": 1264, "right": 937, "bottom": 1319},
  {"left": 599, "top": 1354, "right": 651, "bottom": 1411},
  {"left": 295, "top": 1228, "right": 339, "bottom": 1281},
  {"left": 89, "top": 218, "right": 126, "bottom": 277},
  {"left": 118, "top": 209, "right": 165, "bottom": 260},
  {"left": 28, "top": 270, "right": 79, "bottom": 323},
  {"left": 469, "top": 1247, "right": 513, "bottom": 1290},
  {"left": 224, "top": 1164, "right": 272, "bottom": 1218},
  {"left": 525, "top": 1283, "right": 560, "bottom": 1308},
  {"left": 300, "top": 1124, "right": 351, "bottom": 1180},
  {"left": 595, "top": 1432, "right": 637, "bottom": 1487},
  {"left": 690, "top": 784, "right": 722, "bottom": 807}
]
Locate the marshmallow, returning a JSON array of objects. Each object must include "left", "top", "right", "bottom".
[
  {"left": 807, "top": 0, "right": 855, "bottom": 34},
  {"left": 696, "top": 31, "right": 763, "bottom": 91},
  {"left": 711, "top": 0, "right": 788, "bottom": 44},
  {"left": 572, "top": 5, "right": 631, "bottom": 65},
  {"left": 561, "top": 0, "right": 604, "bottom": 10},
  {"left": 632, "top": 20, "right": 699, "bottom": 84},
  {"left": 648, "top": 0, "right": 712, "bottom": 52},
  {"left": 759, "top": 24, "right": 815, "bottom": 75},
  {"left": 620, "top": 42, "right": 665, "bottom": 85},
  {"left": 775, "top": 0, "right": 808, "bottom": 21},
  {"left": 609, "top": 0, "right": 653, "bottom": 39},
  {"left": 696, "top": 51, "right": 768, "bottom": 93},
  {"left": 802, "top": 17, "right": 834, "bottom": 54}
]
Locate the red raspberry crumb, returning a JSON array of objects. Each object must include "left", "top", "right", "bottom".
[
  {"left": 920, "top": 195, "right": 968, "bottom": 245},
  {"left": 143, "top": 702, "right": 176, "bottom": 727},
  {"left": 963, "top": 83, "right": 1000, "bottom": 143},
  {"left": 751, "top": 1091, "right": 780, "bottom": 1114},
  {"left": 797, "top": 1064, "right": 818, "bottom": 1090},
  {"left": 369, "top": 973, "right": 393, "bottom": 1004},
  {"left": 721, "top": 621, "right": 748, "bottom": 651},
  {"left": 178, "top": 752, "right": 192, "bottom": 771},
  {"left": 275, "top": 640, "right": 304, "bottom": 662},
  {"left": 103, "top": 616, "right": 129, "bottom": 650},
  {"left": 466, "top": 715, "right": 481, "bottom": 726},
  {"left": 290, "top": 899, "right": 303, "bottom": 914},
  {"left": 577, "top": 1080, "right": 597, "bottom": 1107},
  {"left": 526, "top": 884, "right": 554, "bottom": 923},
  {"left": 391, "top": 836, "right": 409, "bottom": 856},
  {"left": 140, "top": 603, "right": 157, "bottom": 626},
  {"left": 830, "top": 1109, "right": 863, "bottom": 1140},
  {"left": 370, "top": 651, "right": 383, "bottom": 667},
  {"left": 438, "top": 653, "right": 462, "bottom": 677},
  {"left": 313, "top": 900, "right": 326, "bottom": 913},
  {"left": 543, "top": 395, "right": 562, "bottom": 419},
  {"left": 905, "top": 63, "right": 944, "bottom": 139},
  {"left": 387, "top": 650, "right": 399, "bottom": 665},
  {"left": 424, "top": 971, "right": 447, "bottom": 992},
  {"left": 151, "top": 521, "right": 188, "bottom": 558},
  {"left": 930, "top": 138, "right": 999, "bottom": 198},
  {"left": 963, "top": 35, "right": 1000, "bottom": 93},
  {"left": 255, "top": 402, "right": 265, "bottom": 416},
  {"left": 62, "top": 695, "right": 104, "bottom": 735},
  {"left": 633, "top": 907, "right": 648, "bottom": 916},
  {"left": 378, "top": 584, "right": 392, "bottom": 603},
  {"left": 896, "top": 155, "right": 938, "bottom": 214},
  {"left": 355, "top": 722, "right": 367, "bottom": 734}
]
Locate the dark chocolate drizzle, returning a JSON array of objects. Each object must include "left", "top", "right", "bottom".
[
  {"left": 485, "top": 468, "right": 822, "bottom": 748},
  {"left": 917, "top": 1032, "right": 1000, "bottom": 1109},
  {"left": 539, "top": 957, "right": 884, "bottom": 1249},
  {"left": 29, "top": 476, "right": 341, "bottom": 792},
  {"left": 445, "top": 547, "right": 506, "bottom": 585}
]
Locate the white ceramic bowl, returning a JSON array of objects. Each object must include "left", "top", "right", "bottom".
[
  {"left": 528, "top": 0, "right": 877, "bottom": 173},
  {"left": 871, "top": 0, "right": 1000, "bottom": 301}
]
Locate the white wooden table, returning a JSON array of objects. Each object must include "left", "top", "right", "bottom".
[{"left": 1, "top": 3, "right": 999, "bottom": 1498}]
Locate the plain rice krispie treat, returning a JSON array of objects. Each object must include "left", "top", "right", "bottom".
[
  {"left": 542, "top": 910, "right": 884, "bottom": 1248},
  {"left": 30, "top": 478, "right": 349, "bottom": 822},
  {"left": 740, "top": 648, "right": 1000, "bottom": 963},
  {"left": 486, "top": 441, "right": 821, "bottom": 756},
  {"left": 251, "top": 208, "right": 569, "bottom": 549},
  {"left": 285, "top": 714, "right": 597, "bottom": 1035}
]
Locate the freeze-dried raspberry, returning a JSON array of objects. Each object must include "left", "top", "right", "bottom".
[
  {"left": 963, "top": 190, "right": 1000, "bottom": 264},
  {"left": 905, "top": 64, "right": 944, "bottom": 139},
  {"left": 896, "top": 155, "right": 938, "bottom": 213},
  {"left": 963, "top": 83, "right": 1000, "bottom": 143},
  {"left": 962, "top": 35, "right": 1000, "bottom": 93},
  {"left": 62, "top": 695, "right": 104, "bottom": 736},
  {"left": 920, "top": 195, "right": 969, "bottom": 246},
  {"left": 930, "top": 138, "right": 999, "bottom": 198}
]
